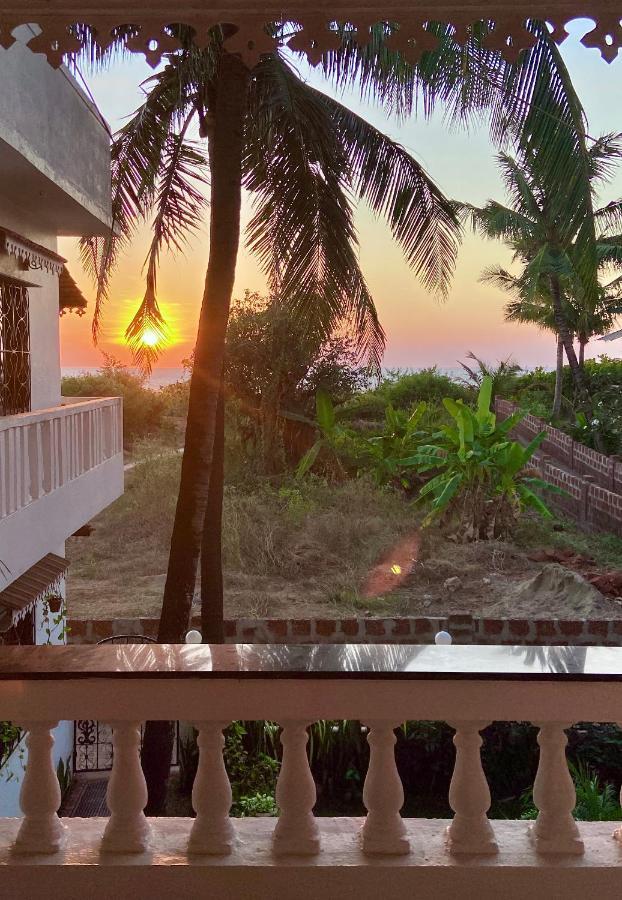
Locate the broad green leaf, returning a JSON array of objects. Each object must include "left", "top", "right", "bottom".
[
  {"left": 296, "top": 441, "right": 322, "bottom": 478},
  {"left": 477, "top": 375, "right": 493, "bottom": 422},
  {"left": 431, "top": 473, "right": 462, "bottom": 510},
  {"left": 316, "top": 390, "right": 335, "bottom": 434}
]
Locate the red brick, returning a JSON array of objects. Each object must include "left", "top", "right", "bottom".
[
  {"left": 315, "top": 619, "right": 336, "bottom": 637},
  {"left": 241, "top": 627, "right": 256, "bottom": 640},
  {"left": 588, "top": 620, "right": 610, "bottom": 638},
  {"left": 292, "top": 619, "right": 311, "bottom": 636},
  {"left": 612, "top": 621, "right": 622, "bottom": 635},
  {"left": 341, "top": 619, "right": 360, "bottom": 637},
  {"left": 509, "top": 619, "right": 530, "bottom": 637},
  {"left": 391, "top": 619, "right": 411, "bottom": 636},
  {"left": 268, "top": 620, "right": 288, "bottom": 638},
  {"left": 558, "top": 620, "right": 583, "bottom": 637},
  {"left": 536, "top": 620, "right": 556, "bottom": 637},
  {"left": 414, "top": 618, "right": 433, "bottom": 634},
  {"left": 364, "top": 619, "right": 386, "bottom": 636},
  {"left": 69, "top": 619, "right": 86, "bottom": 637},
  {"left": 483, "top": 619, "right": 503, "bottom": 635},
  {"left": 224, "top": 620, "right": 237, "bottom": 638}
]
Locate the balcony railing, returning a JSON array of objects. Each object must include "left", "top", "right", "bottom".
[
  {"left": 0, "top": 398, "right": 123, "bottom": 583},
  {"left": 1, "top": 643, "right": 622, "bottom": 897},
  {"left": 0, "top": 397, "right": 121, "bottom": 519}
]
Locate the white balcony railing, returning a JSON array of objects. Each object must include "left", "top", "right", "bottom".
[
  {"left": 0, "top": 397, "right": 121, "bottom": 518},
  {"left": 0, "top": 398, "right": 123, "bottom": 583},
  {"left": 1, "top": 643, "right": 622, "bottom": 898}
]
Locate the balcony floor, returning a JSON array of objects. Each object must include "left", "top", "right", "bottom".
[{"left": 1, "top": 817, "right": 621, "bottom": 898}]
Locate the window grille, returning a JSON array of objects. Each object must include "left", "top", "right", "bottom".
[{"left": 0, "top": 277, "right": 31, "bottom": 415}]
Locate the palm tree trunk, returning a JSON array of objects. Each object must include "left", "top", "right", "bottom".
[
  {"left": 552, "top": 334, "right": 563, "bottom": 418},
  {"left": 200, "top": 376, "right": 225, "bottom": 642},
  {"left": 549, "top": 275, "right": 603, "bottom": 449},
  {"left": 578, "top": 334, "right": 587, "bottom": 369},
  {"left": 141, "top": 51, "right": 249, "bottom": 814}
]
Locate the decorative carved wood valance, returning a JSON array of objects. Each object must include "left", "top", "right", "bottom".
[
  {"left": 0, "top": 228, "right": 66, "bottom": 276},
  {"left": 0, "top": 3, "right": 621, "bottom": 69}
]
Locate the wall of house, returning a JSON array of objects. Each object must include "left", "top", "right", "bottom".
[{"left": 0, "top": 28, "right": 111, "bottom": 236}]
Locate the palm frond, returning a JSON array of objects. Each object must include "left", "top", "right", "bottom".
[
  {"left": 124, "top": 274, "right": 168, "bottom": 372},
  {"left": 325, "top": 92, "right": 460, "bottom": 296},
  {"left": 81, "top": 55, "right": 200, "bottom": 342},
  {"left": 595, "top": 200, "right": 622, "bottom": 236},
  {"left": 245, "top": 54, "right": 385, "bottom": 367},
  {"left": 490, "top": 19, "right": 599, "bottom": 307}
]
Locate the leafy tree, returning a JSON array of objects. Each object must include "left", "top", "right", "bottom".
[{"left": 224, "top": 291, "right": 371, "bottom": 472}]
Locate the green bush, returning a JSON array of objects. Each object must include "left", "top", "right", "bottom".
[
  {"left": 62, "top": 358, "right": 169, "bottom": 448},
  {"left": 341, "top": 367, "right": 469, "bottom": 423}
]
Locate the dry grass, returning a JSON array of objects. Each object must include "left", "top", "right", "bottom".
[
  {"left": 66, "top": 448, "right": 622, "bottom": 622},
  {"left": 66, "top": 451, "right": 417, "bottom": 619}
]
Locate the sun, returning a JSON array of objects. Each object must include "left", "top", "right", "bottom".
[{"left": 140, "top": 327, "right": 160, "bottom": 347}]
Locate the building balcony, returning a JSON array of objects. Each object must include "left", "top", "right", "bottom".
[
  {"left": 0, "top": 397, "right": 123, "bottom": 586},
  {"left": 0, "top": 643, "right": 621, "bottom": 898}
]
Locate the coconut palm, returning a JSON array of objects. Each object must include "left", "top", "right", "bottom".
[
  {"left": 81, "top": 27, "right": 461, "bottom": 810},
  {"left": 457, "top": 139, "right": 622, "bottom": 432},
  {"left": 484, "top": 266, "right": 622, "bottom": 415},
  {"left": 83, "top": 31, "right": 459, "bottom": 638}
]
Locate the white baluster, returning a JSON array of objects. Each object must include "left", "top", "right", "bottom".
[
  {"left": 14, "top": 722, "right": 65, "bottom": 854},
  {"left": 530, "top": 722, "right": 583, "bottom": 854},
  {"left": 273, "top": 721, "right": 320, "bottom": 855},
  {"left": 361, "top": 721, "right": 409, "bottom": 855},
  {"left": 446, "top": 721, "right": 497, "bottom": 855},
  {"left": 101, "top": 722, "right": 150, "bottom": 853},
  {"left": 188, "top": 722, "right": 235, "bottom": 855}
]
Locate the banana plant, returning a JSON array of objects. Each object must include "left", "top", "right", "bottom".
[
  {"left": 296, "top": 390, "right": 357, "bottom": 478},
  {"left": 401, "top": 376, "right": 559, "bottom": 539},
  {"left": 359, "top": 401, "right": 428, "bottom": 486}
]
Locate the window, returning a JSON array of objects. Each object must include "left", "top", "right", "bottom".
[{"left": 0, "top": 277, "right": 31, "bottom": 415}]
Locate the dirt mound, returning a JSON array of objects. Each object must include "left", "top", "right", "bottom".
[{"left": 511, "top": 563, "right": 605, "bottom": 618}]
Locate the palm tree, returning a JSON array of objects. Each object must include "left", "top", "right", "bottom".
[
  {"left": 484, "top": 265, "right": 621, "bottom": 416},
  {"left": 457, "top": 140, "right": 622, "bottom": 432},
  {"left": 82, "top": 27, "right": 460, "bottom": 810}
]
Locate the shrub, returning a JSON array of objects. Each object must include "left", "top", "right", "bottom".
[{"left": 341, "top": 367, "right": 469, "bottom": 423}]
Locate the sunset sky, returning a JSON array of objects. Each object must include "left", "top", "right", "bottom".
[{"left": 59, "top": 21, "right": 622, "bottom": 374}]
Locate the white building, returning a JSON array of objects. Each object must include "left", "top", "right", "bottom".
[{"left": 0, "top": 28, "right": 123, "bottom": 814}]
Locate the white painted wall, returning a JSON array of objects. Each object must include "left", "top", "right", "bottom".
[{"left": 0, "top": 27, "right": 111, "bottom": 235}]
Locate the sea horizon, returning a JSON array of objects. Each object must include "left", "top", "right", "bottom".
[{"left": 61, "top": 363, "right": 555, "bottom": 390}]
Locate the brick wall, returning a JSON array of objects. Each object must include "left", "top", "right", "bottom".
[
  {"left": 68, "top": 615, "right": 622, "bottom": 647},
  {"left": 496, "top": 400, "right": 622, "bottom": 533}
]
